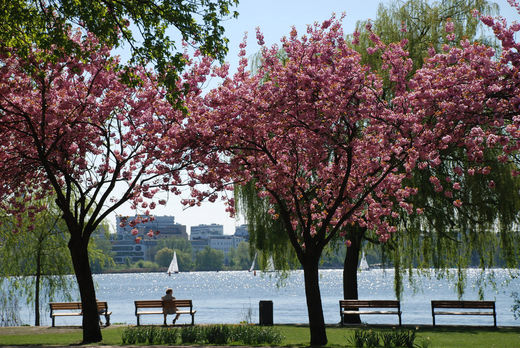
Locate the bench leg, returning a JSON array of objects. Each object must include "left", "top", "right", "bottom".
[
  {"left": 398, "top": 314, "right": 402, "bottom": 327},
  {"left": 137, "top": 315, "right": 140, "bottom": 326},
  {"left": 105, "top": 314, "right": 111, "bottom": 327},
  {"left": 432, "top": 314, "right": 436, "bottom": 327},
  {"left": 191, "top": 313, "right": 194, "bottom": 325}
]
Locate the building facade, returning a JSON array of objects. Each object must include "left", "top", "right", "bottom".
[
  {"left": 190, "top": 223, "right": 224, "bottom": 240},
  {"left": 111, "top": 215, "right": 187, "bottom": 264},
  {"left": 234, "top": 224, "right": 249, "bottom": 240},
  {"left": 116, "top": 215, "right": 187, "bottom": 240},
  {"left": 209, "top": 235, "right": 245, "bottom": 254}
]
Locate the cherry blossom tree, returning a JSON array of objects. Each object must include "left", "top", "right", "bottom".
[
  {"left": 188, "top": 10, "right": 520, "bottom": 343},
  {"left": 189, "top": 19, "right": 423, "bottom": 344},
  {"left": 0, "top": 30, "right": 206, "bottom": 343}
]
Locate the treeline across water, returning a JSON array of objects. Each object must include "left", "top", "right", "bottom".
[{"left": 91, "top": 234, "right": 517, "bottom": 274}]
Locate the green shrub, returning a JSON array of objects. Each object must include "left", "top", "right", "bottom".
[
  {"left": 156, "top": 327, "right": 179, "bottom": 345},
  {"left": 121, "top": 324, "right": 284, "bottom": 345},
  {"left": 121, "top": 326, "right": 178, "bottom": 345},
  {"left": 204, "top": 324, "right": 230, "bottom": 344},
  {"left": 347, "top": 327, "right": 417, "bottom": 347},
  {"left": 231, "top": 324, "right": 284, "bottom": 345},
  {"left": 180, "top": 325, "right": 203, "bottom": 344}
]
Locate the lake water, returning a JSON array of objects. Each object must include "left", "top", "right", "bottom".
[{"left": 13, "top": 268, "right": 520, "bottom": 327}]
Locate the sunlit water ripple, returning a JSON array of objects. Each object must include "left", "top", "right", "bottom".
[{"left": 12, "top": 269, "right": 520, "bottom": 326}]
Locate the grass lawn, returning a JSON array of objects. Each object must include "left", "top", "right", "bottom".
[{"left": 0, "top": 324, "right": 519, "bottom": 347}]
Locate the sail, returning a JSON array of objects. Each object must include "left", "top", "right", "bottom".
[
  {"left": 249, "top": 252, "right": 257, "bottom": 272},
  {"left": 359, "top": 252, "right": 370, "bottom": 271},
  {"left": 167, "top": 251, "right": 179, "bottom": 275},
  {"left": 266, "top": 256, "right": 275, "bottom": 272}
]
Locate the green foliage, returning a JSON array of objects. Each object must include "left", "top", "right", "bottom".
[
  {"left": 235, "top": 181, "right": 299, "bottom": 271},
  {"left": 226, "top": 241, "right": 252, "bottom": 270},
  {"left": 388, "top": 152, "right": 520, "bottom": 299},
  {"left": 180, "top": 325, "right": 203, "bottom": 344},
  {"left": 120, "top": 325, "right": 283, "bottom": 345},
  {"left": 0, "top": 0, "right": 239, "bottom": 101},
  {"left": 3, "top": 325, "right": 520, "bottom": 347},
  {"left": 155, "top": 247, "right": 174, "bottom": 267},
  {"left": 121, "top": 326, "right": 180, "bottom": 344},
  {"left": 132, "top": 260, "right": 159, "bottom": 270},
  {"left": 352, "top": 0, "right": 498, "bottom": 85},
  {"left": 204, "top": 324, "right": 230, "bottom": 344},
  {"left": 0, "top": 198, "right": 75, "bottom": 326},
  {"left": 89, "top": 229, "right": 116, "bottom": 274},
  {"left": 231, "top": 324, "right": 284, "bottom": 345},
  {"left": 195, "top": 246, "right": 224, "bottom": 271},
  {"left": 152, "top": 237, "right": 194, "bottom": 271},
  {"left": 347, "top": 327, "right": 417, "bottom": 348},
  {"left": 345, "top": 0, "right": 520, "bottom": 300}
]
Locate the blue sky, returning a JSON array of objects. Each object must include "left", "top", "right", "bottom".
[{"left": 112, "top": 0, "right": 520, "bottom": 235}]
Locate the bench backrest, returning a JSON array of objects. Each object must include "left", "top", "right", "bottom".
[
  {"left": 135, "top": 299, "right": 193, "bottom": 309},
  {"left": 50, "top": 301, "right": 108, "bottom": 311},
  {"left": 340, "top": 300, "right": 400, "bottom": 309},
  {"left": 50, "top": 302, "right": 82, "bottom": 310},
  {"left": 431, "top": 300, "right": 495, "bottom": 309}
]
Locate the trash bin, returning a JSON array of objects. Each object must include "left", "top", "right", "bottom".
[{"left": 259, "top": 300, "right": 273, "bottom": 325}]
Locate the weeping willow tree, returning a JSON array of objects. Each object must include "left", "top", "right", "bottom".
[
  {"left": 235, "top": 0, "right": 520, "bottom": 325},
  {"left": 235, "top": 181, "right": 298, "bottom": 272},
  {"left": 0, "top": 198, "right": 113, "bottom": 326},
  {"left": 346, "top": 0, "right": 520, "bottom": 320},
  {"left": 354, "top": 0, "right": 499, "bottom": 82},
  {"left": 0, "top": 198, "right": 74, "bottom": 326},
  {"left": 390, "top": 151, "right": 520, "bottom": 296}
]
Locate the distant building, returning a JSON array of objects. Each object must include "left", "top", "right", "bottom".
[
  {"left": 109, "top": 234, "right": 147, "bottom": 264},
  {"left": 190, "top": 223, "right": 223, "bottom": 240},
  {"left": 234, "top": 224, "right": 249, "bottom": 240},
  {"left": 111, "top": 215, "right": 187, "bottom": 264},
  {"left": 116, "top": 215, "right": 188, "bottom": 240},
  {"left": 190, "top": 238, "right": 210, "bottom": 254},
  {"left": 209, "top": 235, "right": 245, "bottom": 254}
]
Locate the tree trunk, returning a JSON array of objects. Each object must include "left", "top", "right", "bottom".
[
  {"left": 303, "top": 253, "right": 327, "bottom": 346},
  {"left": 68, "top": 234, "right": 102, "bottom": 343},
  {"left": 342, "top": 227, "right": 365, "bottom": 324},
  {"left": 34, "top": 245, "right": 41, "bottom": 326}
]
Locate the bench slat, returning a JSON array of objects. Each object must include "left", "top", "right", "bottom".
[
  {"left": 339, "top": 300, "right": 401, "bottom": 326},
  {"left": 342, "top": 310, "right": 400, "bottom": 315},
  {"left": 434, "top": 311, "right": 495, "bottom": 315}
]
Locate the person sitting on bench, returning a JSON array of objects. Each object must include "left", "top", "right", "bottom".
[{"left": 161, "top": 288, "right": 180, "bottom": 325}]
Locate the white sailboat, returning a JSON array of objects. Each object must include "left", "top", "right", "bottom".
[
  {"left": 265, "top": 256, "right": 275, "bottom": 272},
  {"left": 249, "top": 252, "right": 257, "bottom": 272},
  {"left": 167, "top": 251, "right": 179, "bottom": 275},
  {"left": 359, "top": 252, "right": 370, "bottom": 271}
]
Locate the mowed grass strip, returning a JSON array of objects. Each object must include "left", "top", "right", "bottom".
[{"left": 0, "top": 324, "right": 519, "bottom": 347}]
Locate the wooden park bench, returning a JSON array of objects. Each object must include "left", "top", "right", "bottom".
[
  {"left": 339, "top": 299, "right": 402, "bottom": 326},
  {"left": 134, "top": 299, "right": 196, "bottom": 326},
  {"left": 49, "top": 301, "right": 111, "bottom": 327},
  {"left": 431, "top": 300, "right": 496, "bottom": 327}
]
